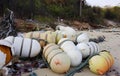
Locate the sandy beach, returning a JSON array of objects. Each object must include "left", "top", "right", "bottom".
[
  {"left": 22, "top": 28, "right": 120, "bottom": 76},
  {"left": 0, "top": 0, "right": 120, "bottom": 75}
]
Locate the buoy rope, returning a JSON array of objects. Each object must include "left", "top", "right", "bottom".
[
  {"left": 28, "top": 39, "right": 33, "bottom": 57},
  {"left": 43, "top": 44, "right": 55, "bottom": 55},
  {"left": 20, "top": 38, "right": 24, "bottom": 56},
  {"left": 65, "top": 55, "right": 92, "bottom": 76},
  {"left": 86, "top": 43, "right": 92, "bottom": 56}
]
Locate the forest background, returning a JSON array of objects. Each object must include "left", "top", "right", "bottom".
[{"left": 0, "top": 0, "right": 120, "bottom": 28}]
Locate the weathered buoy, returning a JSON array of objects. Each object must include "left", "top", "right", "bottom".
[
  {"left": 76, "top": 42, "right": 100, "bottom": 58},
  {"left": 89, "top": 51, "right": 114, "bottom": 75},
  {"left": 87, "top": 42, "right": 100, "bottom": 56},
  {"left": 23, "top": 31, "right": 66, "bottom": 44},
  {"left": 0, "top": 40, "right": 14, "bottom": 69},
  {"left": 43, "top": 43, "right": 70, "bottom": 74},
  {"left": 99, "top": 51, "right": 114, "bottom": 68},
  {"left": 58, "top": 38, "right": 82, "bottom": 66},
  {"left": 55, "top": 30, "right": 67, "bottom": 43},
  {"left": 89, "top": 55, "right": 108, "bottom": 75},
  {"left": 99, "top": 52, "right": 111, "bottom": 69},
  {"left": 4, "top": 36, "right": 41, "bottom": 58},
  {"left": 50, "top": 52, "right": 70, "bottom": 74},
  {"left": 56, "top": 25, "right": 76, "bottom": 41},
  {"left": 43, "top": 43, "right": 59, "bottom": 58},
  {"left": 76, "top": 42, "right": 90, "bottom": 58},
  {"left": 76, "top": 33, "right": 89, "bottom": 43}
]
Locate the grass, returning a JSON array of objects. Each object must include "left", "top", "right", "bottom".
[{"left": 34, "top": 15, "right": 56, "bottom": 23}]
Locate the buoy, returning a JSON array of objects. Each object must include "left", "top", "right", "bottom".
[
  {"left": 56, "top": 25, "right": 76, "bottom": 41},
  {"left": 43, "top": 43, "right": 70, "bottom": 74},
  {"left": 0, "top": 40, "right": 14, "bottom": 69},
  {"left": 76, "top": 42, "right": 100, "bottom": 58},
  {"left": 58, "top": 38, "right": 82, "bottom": 66},
  {"left": 23, "top": 31, "right": 65, "bottom": 44},
  {"left": 89, "top": 55, "right": 108, "bottom": 75},
  {"left": 24, "top": 29, "right": 77, "bottom": 44},
  {"left": 99, "top": 51, "right": 114, "bottom": 67},
  {"left": 50, "top": 52, "right": 70, "bottom": 74},
  {"left": 87, "top": 42, "right": 100, "bottom": 56},
  {"left": 89, "top": 51, "right": 114, "bottom": 75},
  {"left": 5, "top": 36, "right": 41, "bottom": 58},
  {"left": 43, "top": 43, "right": 59, "bottom": 58},
  {"left": 76, "top": 33, "right": 89, "bottom": 43},
  {"left": 76, "top": 43, "right": 90, "bottom": 58}
]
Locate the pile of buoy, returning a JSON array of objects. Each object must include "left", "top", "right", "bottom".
[{"left": 0, "top": 25, "right": 114, "bottom": 76}]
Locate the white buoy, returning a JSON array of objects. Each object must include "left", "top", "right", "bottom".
[
  {"left": 76, "top": 42, "right": 90, "bottom": 58},
  {"left": 76, "top": 33, "right": 89, "bottom": 43},
  {"left": 56, "top": 25, "right": 76, "bottom": 41},
  {"left": 58, "top": 38, "right": 82, "bottom": 66},
  {"left": 76, "top": 41, "right": 100, "bottom": 58},
  {"left": 5, "top": 36, "right": 41, "bottom": 58}
]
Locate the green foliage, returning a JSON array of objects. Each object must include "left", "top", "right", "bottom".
[
  {"left": 104, "top": 6, "right": 120, "bottom": 22},
  {"left": 104, "top": 8, "right": 116, "bottom": 20},
  {"left": 34, "top": 15, "right": 55, "bottom": 23},
  {"left": 81, "top": 6, "right": 104, "bottom": 24},
  {"left": 46, "top": 0, "right": 76, "bottom": 19},
  {"left": 0, "top": 0, "right": 120, "bottom": 25},
  {"left": 47, "top": 4, "right": 63, "bottom": 17}
]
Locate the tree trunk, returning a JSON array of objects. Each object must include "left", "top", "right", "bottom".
[{"left": 79, "top": 0, "right": 83, "bottom": 17}]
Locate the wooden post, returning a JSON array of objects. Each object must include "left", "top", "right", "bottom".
[{"left": 80, "top": 0, "right": 83, "bottom": 17}]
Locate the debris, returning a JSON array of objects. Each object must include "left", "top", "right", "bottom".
[
  {"left": 29, "top": 72, "right": 37, "bottom": 76},
  {"left": 0, "top": 9, "right": 17, "bottom": 39},
  {"left": 89, "top": 36, "right": 105, "bottom": 43},
  {"left": 7, "top": 59, "right": 47, "bottom": 76}
]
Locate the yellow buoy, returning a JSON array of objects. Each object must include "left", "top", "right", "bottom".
[
  {"left": 89, "top": 55, "right": 109, "bottom": 75},
  {"left": 89, "top": 51, "right": 114, "bottom": 75},
  {"left": 99, "top": 52, "right": 111, "bottom": 69},
  {"left": 100, "top": 51, "right": 114, "bottom": 67}
]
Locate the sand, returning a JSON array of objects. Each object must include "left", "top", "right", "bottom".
[{"left": 21, "top": 28, "right": 120, "bottom": 76}]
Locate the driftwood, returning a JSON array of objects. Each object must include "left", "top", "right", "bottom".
[{"left": 0, "top": 9, "right": 17, "bottom": 39}]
